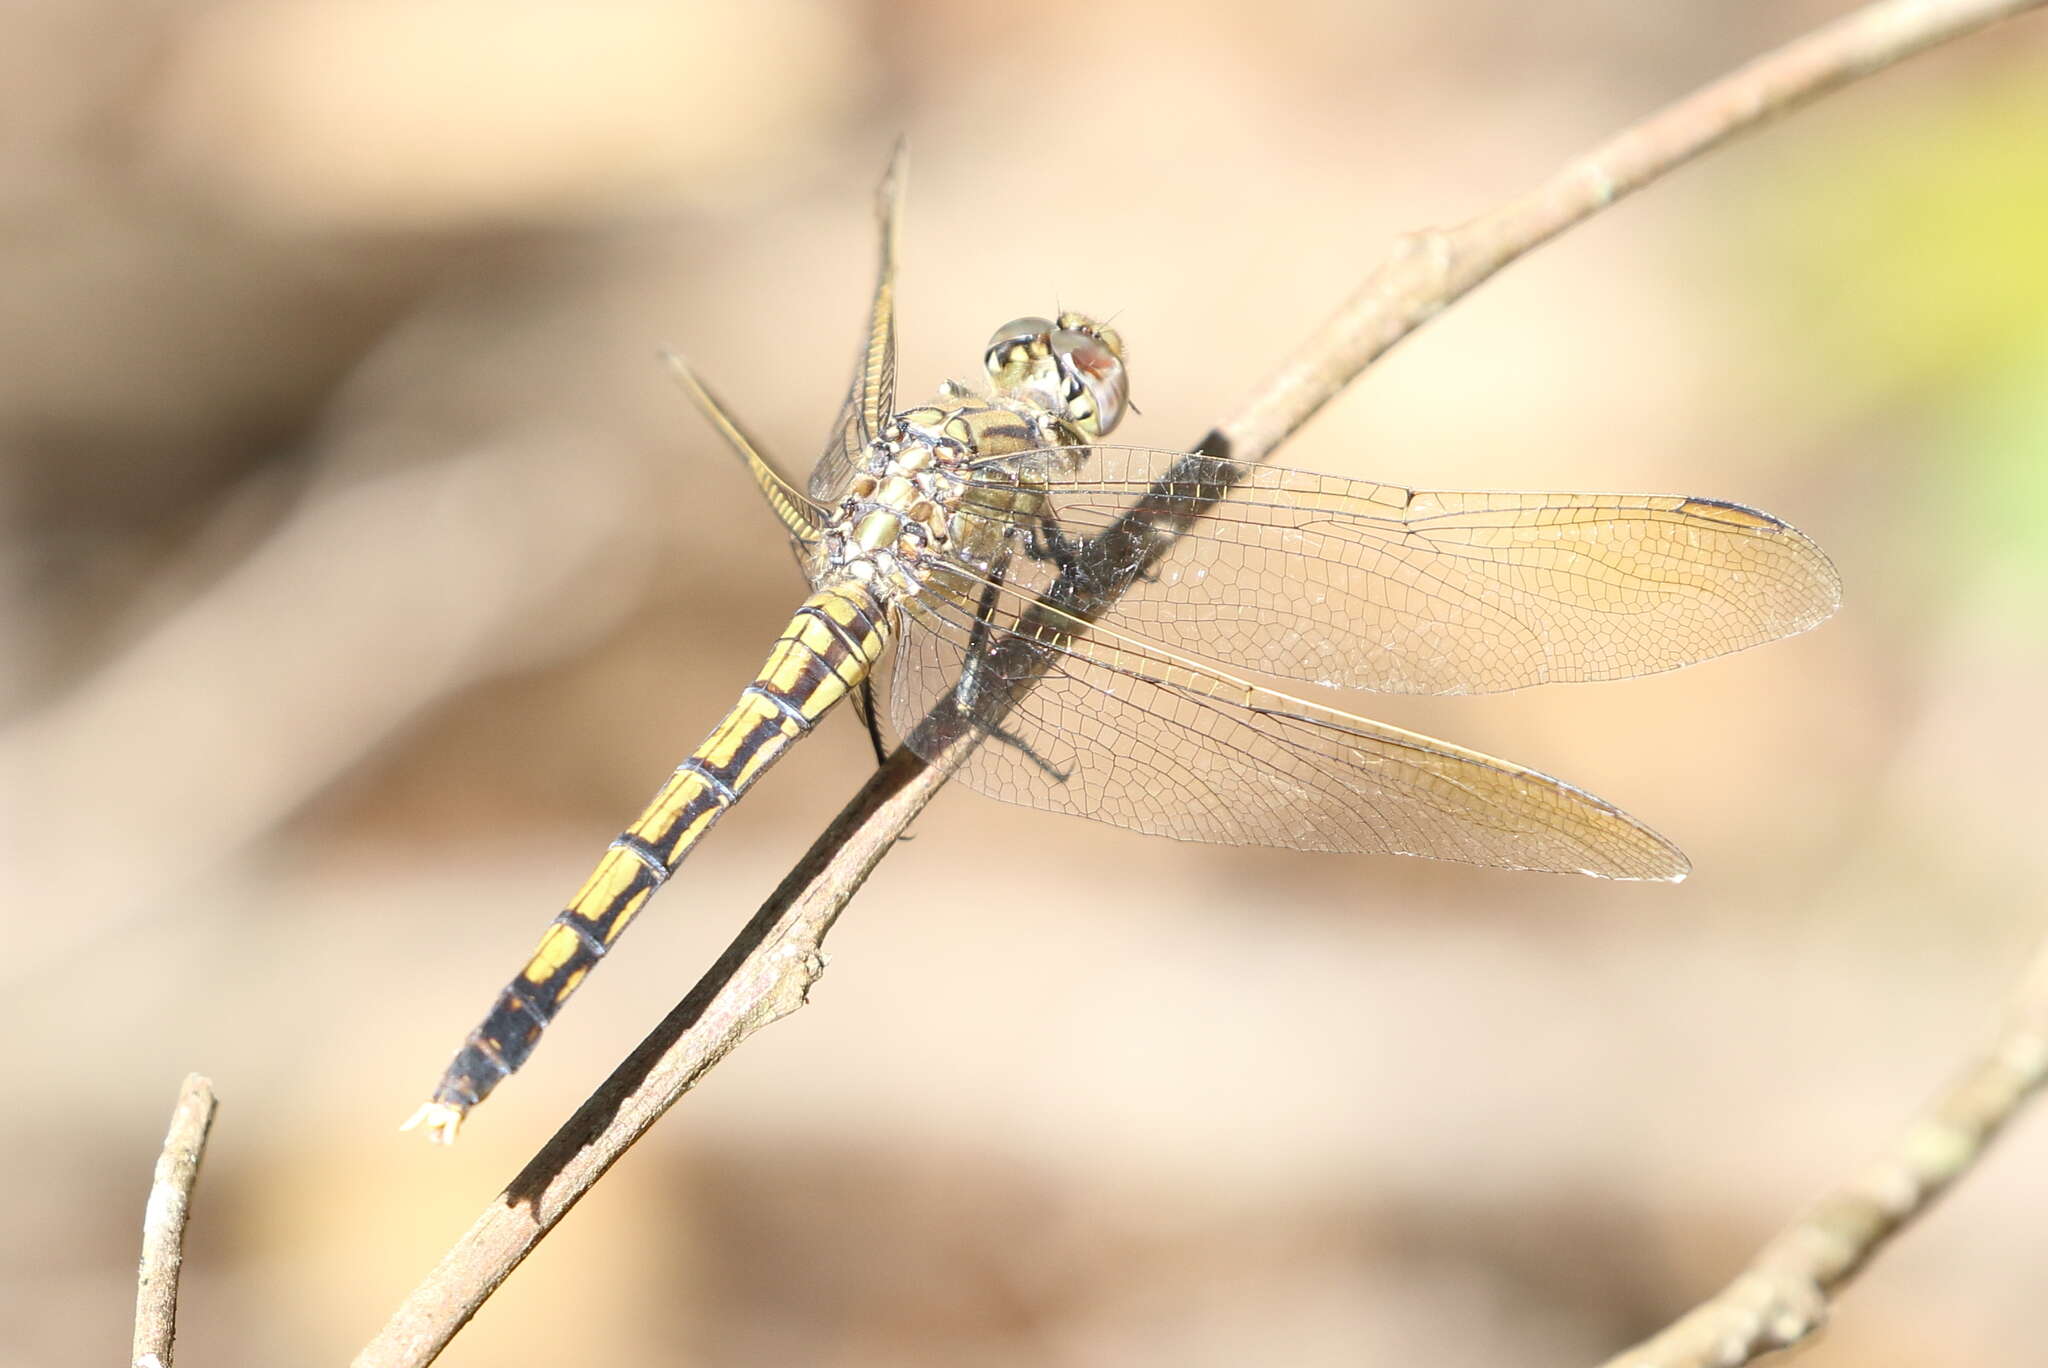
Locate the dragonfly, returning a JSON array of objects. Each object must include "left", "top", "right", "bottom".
[{"left": 406, "top": 148, "right": 1839, "bottom": 1140}]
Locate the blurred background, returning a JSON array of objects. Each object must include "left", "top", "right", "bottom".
[{"left": 5, "top": 1, "right": 2047, "bottom": 1364}]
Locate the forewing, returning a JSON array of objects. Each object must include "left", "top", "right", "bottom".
[
  {"left": 966, "top": 447, "right": 1840, "bottom": 694},
  {"left": 888, "top": 567, "right": 1687, "bottom": 880},
  {"left": 810, "top": 145, "right": 906, "bottom": 502}
]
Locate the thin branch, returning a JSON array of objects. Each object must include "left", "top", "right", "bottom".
[
  {"left": 1599, "top": 935, "right": 2048, "bottom": 1368},
  {"left": 357, "top": 1, "right": 2048, "bottom": 1363},
  {"left": 133, "top": 1074, "right": 218, "bottom": 1368}
]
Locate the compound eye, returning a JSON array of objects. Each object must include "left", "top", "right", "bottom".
[
  {"left": 983, "top": 315, "right": 1054, "bottom": 376},
  {"left": 1050, "top": 328, "right": 1129, "bottom": 437}
]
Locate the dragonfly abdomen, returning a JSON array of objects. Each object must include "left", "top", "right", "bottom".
[{"left": 413, "top": 581, "right": 891, "bottom": 1137}]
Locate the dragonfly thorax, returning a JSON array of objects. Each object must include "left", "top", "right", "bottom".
[
  {"left": 821, "top": 420, "right": 969, "bottom": 597},
  {"left": 817, "top": 309, "right": 1128, "bottom": 601}
]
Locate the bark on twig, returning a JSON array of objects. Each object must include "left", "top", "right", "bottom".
[
  {"left": 1599, "top": 936, "right": 2048, "bottom": 1368},
  {"left": 356, "top": 2, "right": 2048, "bottom": 1364},
  {"left": 133, "top": 1073, "right": 218, "bottom": 1368}
]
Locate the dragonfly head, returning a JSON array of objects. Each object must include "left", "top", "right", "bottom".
[{"left": 983, "top": 311, "right": 1129, "bottom": 438}]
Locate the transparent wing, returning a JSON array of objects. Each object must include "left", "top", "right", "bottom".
[
  {"left": 810, "top": 143, "right": 907, "bottom": 502},
  {"left": 888, "top": 565, "right": 1688, "bottom": 880},
  {"left": 661, "top": 349, "right": 830, "bottom": 543},
  {"left": 955, "top": 447, "right": 1840, "bottom": 695}
]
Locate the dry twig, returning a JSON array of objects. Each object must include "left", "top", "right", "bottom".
[
  {"left": 133, "top": 1073, "right": 218, "bottom": 1368},
  {"left": 1599, "top": 935, "right": 2048, "bottom": 1367},
  {"left": 357, "top": 2, "right": 2048, "bottom": 1364}
]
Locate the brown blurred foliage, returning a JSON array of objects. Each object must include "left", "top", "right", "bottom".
[{"left": 4, "top": 3, "right": 2047, "bottom": 1365}]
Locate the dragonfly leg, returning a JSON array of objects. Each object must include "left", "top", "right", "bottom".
[
  {"left": 855, "top": 678, "right": 889, "bottom": 767},
  {"left": 981, "top": 715, "right": 1070, "bottom": 783},
  {"left": 952, "top": 551, "right": 1071, "bottom": 784},
  {"left": 1015, "top": 518, "right": 1083, "bottom": 573},
  {"left": 1017, "top": 514, "right": 1172, "bottom": 588}
]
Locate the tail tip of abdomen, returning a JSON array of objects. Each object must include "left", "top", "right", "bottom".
[{"left": 401, "top": 1100, "right": 468, "bottom": 1144}]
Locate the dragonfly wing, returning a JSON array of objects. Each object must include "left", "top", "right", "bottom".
[
  {"left": 810, "top": 144, "right": 907, "bottom": 502},
  {"left": 888, "top": 568, "right": 1688, "bottom": 880},
  {"left": 965, "top": 447, "right": 1840, "bottom": 695}
]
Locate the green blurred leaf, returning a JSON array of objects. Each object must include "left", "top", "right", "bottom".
[
  {"left": 1738, "top": 76, "right": 2048, "bottom": 401},
  {"left": 1930, "top": 329, "right": 2048, "bottom": 601}
]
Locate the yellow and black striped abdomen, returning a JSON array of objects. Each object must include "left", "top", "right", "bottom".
[{"left": 417, "top": 582, "right": 891, "bottom": 1133}]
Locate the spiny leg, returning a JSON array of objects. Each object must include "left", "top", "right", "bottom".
[
  {"left": 1022, "top": 519, "right": 1083, "bottom": 572},
  {"left": 855, "top": 678, "right": 890, "bottom": 768},
  {"left": 952, "top": 548, "right": 1070, "bottom": 784},
  {"left": 1024, "top": 507, "right": 1179, "bottom": 588}
]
